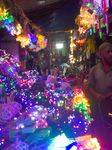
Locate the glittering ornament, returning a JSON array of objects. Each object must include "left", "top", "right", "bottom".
[
  {"left": 47, "top": 133, "right": 76, "bottom": 150},
  {"left": 75, "top": 6, "right": 97, "bottom": 30},
  {"left": 36, "top": 34, "right": 47, "bottom": 50},
  {"left": 16, "top": 33, "right": 31, "bottom": 48},
  {"left": 0, "top": 7, "right": 9, "bottom": 21}
]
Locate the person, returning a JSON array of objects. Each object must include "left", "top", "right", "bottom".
[
  {"left": 87, "top": 42, "right": 112, "bottom": 149},
  {"left": 35, "top": 60, "right": 42, "bottom": 76}
]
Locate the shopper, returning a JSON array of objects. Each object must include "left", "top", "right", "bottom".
[{"left": 87, "top": 42, "right": 112, "bottom": 149}]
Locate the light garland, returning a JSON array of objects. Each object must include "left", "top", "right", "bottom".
[
  {"left": 75, "top": 0, "right": 111, "bottom": 40},
  {"left": 78, "top": 26, "right": 87, "bottom": 34},
  {"left": 2, "top": 15, "right": 14, "bottom": 28},
  {"left": 16, "top": 105, "right": 48, "bottom": 130},
  {"left": 19, "top": 70, "right": 39, "bottom": 89},
  {"left": 6, "top": 23, "right": 22, "bottom": 36},
  {"left": 0, "top": 50, "right": 20, "bottom": 80},
  {"left": 36, "top": 34, "right": 47, "bottom": 51},
  {"left": 70, "top": 30, "right": 76, "bottom": 64},
  {"left": 72, "top": 89, "right": 92, "bottom": 122},
  {"left": 75, "top": 6, "right": 97, "bottom": 30},
  {"left": 0, "top": 7, "right": 9, "bottom": 21},
  {"left": 76, "top": 135, "right": 101, "bottom": 150},
  {"left": 0, "top": 3, "right": 47, "bottom": 50},
  {"left": 16, "top": 34, "right": 31, "bottom": 48}
]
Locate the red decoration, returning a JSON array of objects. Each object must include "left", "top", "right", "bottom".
[
  {"left": 99, "top": 9, "right": 101, "bottom": 32},
  {"left": 104, "top": 0, "right": 106, "bottom": 12},
  {"left": 102, "top": 0, "right": 103, "bottom": 8}
]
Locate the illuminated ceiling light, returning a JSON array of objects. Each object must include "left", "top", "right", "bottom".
[{"left": 56, "top": 43, "right": 63, "bottom": 49}]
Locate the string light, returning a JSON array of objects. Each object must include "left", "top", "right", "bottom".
[
  {"left": 72, "top": 89, "right": 92, "bottom": 122},
  {"left": 0, "top": 7, "right": 9, "bottom": 21},
  {"left": 77, "top": 136, "right": 101, "bottom": 150},
  {"left": 7, "top": 23, "right": 22, "bottom": 36},
  {"left": 75, "top": 6, "right": 97, "bottom": 30},
  {"left": 16, "top": 34, "right": 31, "bottom": 48},
  {"left": 70, "top": 30, "right": 76, "bottom": 64}
]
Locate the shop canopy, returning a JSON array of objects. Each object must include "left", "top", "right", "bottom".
[{"left": 27, "top": 0, "right": 80, "bottom": 31}]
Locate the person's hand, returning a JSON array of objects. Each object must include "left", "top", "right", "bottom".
[
  {"left": 96, "top": 94, "right": 104, "bottom": 102},
  {"left": 104, "top": 92, "right": 112, "bottom": 100}
]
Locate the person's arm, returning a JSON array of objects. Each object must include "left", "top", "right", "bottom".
[{"left": 88, "top": 86, "right": 104, "bottom": 102}]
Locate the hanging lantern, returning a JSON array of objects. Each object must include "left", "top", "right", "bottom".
[
  {"left": 36, "top": 34, "right": 47, "bottom": 50},
  {"left": 0, "top": 7, "right": 9, "bottom": 21},
  {"left": 16, "top": 33, "right": 31, "bottom": 48}
]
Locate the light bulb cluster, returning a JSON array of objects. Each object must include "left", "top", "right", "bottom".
[
  {"left": 70, "top": 30, "right": 76, "bottom": 64},
  {"left": 16, "top": 34, "right": 31, "bottom": 48},
  {"left": 0, "top": 50, "right": 20, "bottom": 80},
  {"left": 16, "top": 105, "right": 48, "bottom": 130},
  {"left": 48, "top": 133, "right": 100, "bottom": 150},
  {"left": 6, "top": 23, "right": 22, "bottom": 36},
  {"left": 19, "top": 70, "right": 39, "bottom": 89},
  {"left": 72, "top": 89, "right": 91, "bottom": 122},
  {"left": 0, "top": 7, "right": 9, "bottom": 21},
  {"left": 75, "top": 6, "right": 97, "bottom": 30},
  {"left": 0, "top": 5, "right": 47, "bottom": 50},
  {"left": 78, "top": 136, "right": 101, "bottom": 150}
]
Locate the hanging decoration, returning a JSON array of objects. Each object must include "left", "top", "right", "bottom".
[
  {"left": 0, "top": 1, "right": 47, "bottom": 51},
  {"left": 75, "top": 0, "right": 110, "bottom": 39},
  {"left": 70, "top": 30, "right": 76, "bottom": 64},
  {"left": 0, "top": 6, "right": 9, "bottom": 21},
  {"left": 6, "top": 23, "right": 22, "bottom": 36},
  {"left": 27, "top": 33, "right": 47, "bottom": 52},
  {"left": 87, "top": 35, "right": 95, "bottom": 53},
  {"left": 36, "top": 34, "right": 47, "bottom": 51},
  {"left": 75, "top": 39, "right": 85, "bottom": 47},
  {"left": 0, "top": 49, "right": 21, "bottom": 80},
  {"left": 75, "top": 6, "right": 97, "bottom": 30},
  {"left": 75, "top": 135, "right": 101, "bottom": 150},
  {"left": 72, "top": 0, "right": 111, "bottom": 64},
  {"left": 78, "top": 26, "right": 87, "bottom": 34},
  {"left": 16, "top": 33, "right": 31, "bottom": 48},
  {"left": 2, "top": 15, "right": 14, "bottom": 28}
]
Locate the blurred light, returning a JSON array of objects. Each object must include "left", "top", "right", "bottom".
[{"left": 56, "top": 43, "right": 63, "bottom": 49}]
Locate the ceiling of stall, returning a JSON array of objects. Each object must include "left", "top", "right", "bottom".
[{"left": 5, "top": 0, "right": 80, "bottom": 31}]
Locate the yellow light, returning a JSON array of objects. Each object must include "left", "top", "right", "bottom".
[
  {"left": 75, "top": 6, "right": 97, "bottom": 30},
  {"left": 15, "top": 24, "right": 22, "bottom": 35},
  {"left": 0, "top": 7, "right": 9, "bottom": 20},
  {"left": 16, "top": 34, "right": 31, "bottom": 48}
]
